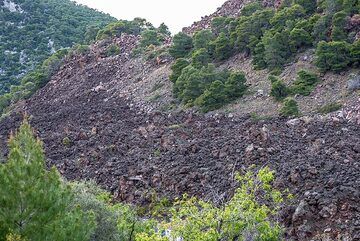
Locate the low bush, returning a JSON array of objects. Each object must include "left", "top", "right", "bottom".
[
  {"left": 105, "top": 44, "right": 120, "bottom": 57},
  {"left": 318, "top": 102, "right": 343, "bottom": 114},
  {"left": 270, "top": 77, "right": 289, "bottom": 101},
  {"left": 280, "top": 97, "right": 300, "bottom": 117},
  {"left": 290, "top": 70, "right": 319, "bottom": 96}
]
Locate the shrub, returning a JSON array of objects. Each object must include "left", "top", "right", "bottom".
[
  {"left": 351, "top": 40, "right": 360, "bottom": 66},
  {"left": 136, "top": 167, "right": 285, "bottom": 241},
  {"left": 241, "top": 2, "right": 264, "bottom": 16},
  {"left": 169, "top": 58, "right": 190, "bottom": 83},
  {"left": 290, "top": 28, "right": 313, "bottom": 49},
  {"left": 318, "top": 102, "right": 342, "bottom": 114},
  {"left": 174, "top": 65, "right": 204, "bottom": 103},
  {"left": 280, "top": 97, "right": 300, "bottom": 117},
  {"left": 224, "top": 71, "right": 248, "bottom": 99},
  {"left": 105, "top": 44, "right": 120, "bottom": 57},
  {"left": 270, "top": 78, "right": 289, "bottom": 101},
  {"left": 331, "top": 11, "right": 349, "bottom": 42},
  {"left": 195, "top": 80, "right": 228, "bottom": 112},
  {"left": 140, "top": 30, "right": 160, "bottom": 47},
  {"left": 214, "top": 32, "right": 232, "bottom": 61},
  {"left": 263, "top": 30, "right": 292, "bottom": 70},
  {"left": 169, "top": 32, "right": 193, "bottom": 58},
  {"left": 191, "top": 48, "right": 210, "bottom": 69},
  {"left": 157, "top": 23, "right": 171, "bottom": 36},
  {"left": 193, "top": 30, "right": 214, "bottom": 50},
  {"left": 315, "top": 41, "right": 351, "bottom": 72},
  {"left": 294, "top": 0, "right": 317, "bottom": 14},
  {"left": 312, "top": 15, "right": 332, "bottom": 43},
  {"left": 290, "top": 70, "right": 319, "bottom": 96},
  {"left": 71, "top": 181, "right": 155, "bottom": 241}
]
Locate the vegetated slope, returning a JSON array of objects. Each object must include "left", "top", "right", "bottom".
[
  {"left": 0, "top": 0, "right": 115, "bottom": 94},
  {"left": 0, "top": 0, "right": 360, "bottom": 240},
  {"left": 0, "top": 33, "right": 359, "bottom": 240}
]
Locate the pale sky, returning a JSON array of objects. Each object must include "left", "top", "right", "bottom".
[{"left": 73, "top": 0, "right": 227, "bottom": 33}]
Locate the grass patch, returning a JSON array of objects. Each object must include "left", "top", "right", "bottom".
[{"left": 318, "top": 102, "right": 342, "bottom": 114}]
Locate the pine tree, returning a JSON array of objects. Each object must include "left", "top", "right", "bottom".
[
  {"left": 192, "top": 48, "right": 210, "bottom": 69},
  {"left": 0, "top": 120, "right": 95, "bottom": 241},
  {"left": 224, "top": 71, "right": 248, "bottom": 100},
  {"left": 169, "top": 32, "right": 193, "bottom": 59},
  {"left": 214, "top": 33, "right": 232, "bottom": 61}
]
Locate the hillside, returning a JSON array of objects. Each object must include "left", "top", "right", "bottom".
[
  {"left": 0, "top": 0, "right": 360, "bottom": 240},
  {"left": 0, "top": 0, "right": 115, "bottom": 94}
]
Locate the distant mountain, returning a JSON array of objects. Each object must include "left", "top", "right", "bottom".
[{"left": 0, "top": 0, "right": 116, "bottom": 94}]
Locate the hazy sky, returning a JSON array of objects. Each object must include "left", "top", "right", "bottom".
[{"left": 73, "top": 0, "right": 227, "bottom": 33}]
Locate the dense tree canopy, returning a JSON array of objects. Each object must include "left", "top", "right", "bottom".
[{"left": 0, "top": 0, "right": 116, "bottom": 95}]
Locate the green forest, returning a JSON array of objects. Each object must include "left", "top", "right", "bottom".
[{"left": 0, "top": 0, "right": 115, "bottom": 94}]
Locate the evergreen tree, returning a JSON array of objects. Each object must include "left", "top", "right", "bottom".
[
  {"left": 312, "top": 15, "right": 332, "bottom": 43},
  {"left": 157, "top": 23, "right": 171, "bottom": 36},
  {"left": 0, "top": 120, "right": 95, "bottom": 241},
  {"left": 195, "top": 80, "right": 227, "bottom": 112},
  {"left": 315, "top": 41, "right": 351, "bottom": 72},
  {"left": 169, "top": 58, "right": 190, "bottom": 83},
  {"left": 224, "top": 71, "right": 248, "bottom": 99},
  {"left": 294, "top": 0, "right": 317, "bottom": 14},
  {"left": 270, "top": 78, "right": 289, "bottom": 101},
  {"left": 192, "top": 48, "right": 210, "bottom": 69},
  {"left": 263, "top": 30, "right": 292, "bottom": 70},
  {"left": 193, "top": 30, "right": 214, "bottom": 50},
  {"left": 331, "top": 11, "right": 348, "bottom": 42},
  {"left": 140, "top": 30, "right": 160, "bottom": 47},
  {"left": 214, "top": 33, "right": 232, "bottom": 61},
  {"left": 290, "top": 28, "right": 313, "bottom": 49},
  {"left": 351, "top": 40, "right": 360, "bottom": 66},
  {"left": 169, "top": 32, "right": 193, "bottom": 58},
  {"left": 280, "top": 97, "right": 300, "bottom": 117}
]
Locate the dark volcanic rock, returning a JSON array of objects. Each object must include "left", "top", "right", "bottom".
[{"left": 0, "top": 33, "right": 359, "bottom": 241}]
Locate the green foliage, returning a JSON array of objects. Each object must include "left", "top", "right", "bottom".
[
  {"left": 318, "top": 102, "right": 343, "bottom": 114},
  {"left": 193, "top": 30, "right": 214, "bottom": 50},
  {"left": 137, "top": 167, "right": 285, "bottom": 241},
  {"left": 224, "top": 71, "right": 248, "bottom": 99},
  {"left": 169, "top": 58, "right": 190, "bottom": 83},
  {"left": 241, "top": 2, "right": 264, "bottom": 16},
  {"left": 270, "top": 77, "right": 289, "bottom": 101},
  {"left": 290, "top": 28, "right": 313, "bottom": 49},
  {"left": 105, "top": 45, "right": 121, "bottom": 57},
  {"left": 331, "top": 11, "right": 349, "bottom": 41},
  {"left": 169, "top": 32, "right": 193, "bottom": 58},
  {"left": 290, "top": 70, "right": 319, "bottom": 96},
  {"left": 214, "top": 33, "right": 232, "bottom": 61},
  {"left": 0, "top": 49, "right": 69, "bottom": 115},
  {"left": 140, "top": 30, "right": 160, "bottom": 48},
  {"left": 294, "top": 0, "right": 317, "bottom": 14},
  {"left": 191, "top": 48, "right": 210, "bottom": 69},
  {"left": 270, "top": 5, "right": 305, "bottom": 30},
  {"left": 312, "top": 15, "right": 332, "bottom": 43},
  {"left": 0, "top": 120, "right": 95, "bottom": 241},
  {"left": 96, "top": 19, "right": 152, "bottom": 41},
  {"left": 262, "top": 30, "right": 292, "bottom": 70},
  {"left": 351, "top": 40, "right": 360, "bottom": 66},
  {"left": 71, "top": 181, "right": 155, "bottom": 241},
  {"left": 157, "top": 23, "right": 171, "bottom": 36},
  {"left": 0, "top": 0, "right": 115, "bottom": 94},
  {"left": 315, "top": 41, "right": 351, "bottom": 72},
  {"left": 195, "top": 80, "right": 228, "bottom": 112},
  {"left": 174, "top": 65, "right": 205, "bottom": 104},
  {"left": 280, "top": 97, "right": 300, "bottom": 117}
]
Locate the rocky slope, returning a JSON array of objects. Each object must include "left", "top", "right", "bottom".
[{"left": 0, "top": 0, "right": 360, "bottom": 240}]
